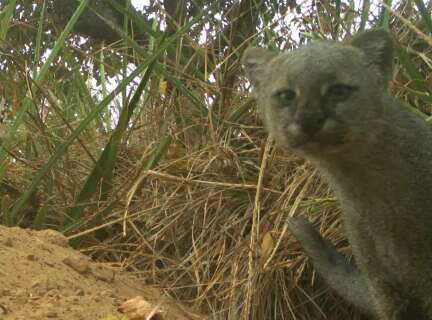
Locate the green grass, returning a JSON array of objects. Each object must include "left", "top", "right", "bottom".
[{"left": 0, "top": 1, "right": 430, "bottom": 319}]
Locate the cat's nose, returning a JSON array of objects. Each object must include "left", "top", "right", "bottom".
[{"left": 295, "top": 111, "right": 325, "bottom": 136}]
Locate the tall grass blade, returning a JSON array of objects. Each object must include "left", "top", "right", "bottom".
[
  {"left": 0, "top": 0, "right": 16, "bottom": 42},
  {"left": 379, "top": 0, "right": 392, "bottom": 28},
  {"left": 414, "top": 0, "right": 432, "bottom": 34},
  {"left": 101, "top": 0, "right": 211, "bottom": 119},
  {"left": 335, "top": 0, "right": 341, "bottom": 37},
  {"left": 394, "top": 42, "right": 430, "bottom": 95},
  {"left": 32, "top": 0, "right": 47, "bottom": 75},
  {"left": 144, "top": 135, "right": 172, "bottom": 171},
  {"left": 0, "top": 0, "right": 90, "bottom": 183},
  {"left": 66, "top": 61, "right": 157, "bottom": 228},
  {"left": 33, "top": 204, "right": 49, "bottom": 230},
  {"left": 8, "top": 59, "right": 149, "bottom": 225}
]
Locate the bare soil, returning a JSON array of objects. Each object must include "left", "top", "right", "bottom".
[{"left": 0, "top": 225, "right": 204, "bottom": 320}]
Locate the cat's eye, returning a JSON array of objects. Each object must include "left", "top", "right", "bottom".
[
  {"left": 274, "top": 89, "right": 296, "bottom": 104},
  {"left": 325, "top": 84, "right": 356, "bottom": 101}
]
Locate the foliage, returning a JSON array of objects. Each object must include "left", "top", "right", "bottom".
[{"left": 0, "top": 0, "right": 431, "bottom": 319}]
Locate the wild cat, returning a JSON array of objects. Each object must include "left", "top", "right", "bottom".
[{"left": 242, "top": 29, "right": 432, "bottom": 319}]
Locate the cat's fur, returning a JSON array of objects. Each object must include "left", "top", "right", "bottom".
[{"left": 242, "top": 29, "right": 432, "bottom": 320}]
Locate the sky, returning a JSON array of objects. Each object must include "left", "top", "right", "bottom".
[{"left": 130, "top": 0, "right": 150, "bottom": 9}]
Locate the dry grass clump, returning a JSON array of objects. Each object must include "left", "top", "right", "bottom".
[{"left": 63, "top": 90, "right": 360, "bottom": 319}]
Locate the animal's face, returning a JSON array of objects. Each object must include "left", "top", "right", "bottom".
[{"left": 242, "top": 29, "right": 394, "bottom": 155}]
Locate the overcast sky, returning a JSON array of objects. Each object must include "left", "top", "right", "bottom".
[{"left": 130, "top": 0, "right": 150, "bottom": 9}]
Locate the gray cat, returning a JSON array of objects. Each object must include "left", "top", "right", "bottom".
[{"left": 242, "top": 29, "right": 432, "bottom": 320}]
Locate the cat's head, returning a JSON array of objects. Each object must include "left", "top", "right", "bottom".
[{"left": 242, "top": 29, "right": 394, "bottom": 155}]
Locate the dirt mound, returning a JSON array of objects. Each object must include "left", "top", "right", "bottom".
[{"left": 0, "top": 225, "right": 204, "bottom": 320}]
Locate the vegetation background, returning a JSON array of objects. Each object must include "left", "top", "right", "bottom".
[{"left": 0, "top": 0, "right": 431, "bottom": 318}]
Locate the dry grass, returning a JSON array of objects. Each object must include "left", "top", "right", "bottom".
[{"left": 1, "top": 0, "right": 431, "bottom": 319}]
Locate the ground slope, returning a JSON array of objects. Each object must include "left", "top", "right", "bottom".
[{"left": 0, "top": 225, "right": 203, "bottom": 320}]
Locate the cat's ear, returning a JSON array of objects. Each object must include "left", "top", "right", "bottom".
[
  {"left": 242, "top": 48, "right": 278, "bottom": 86},
  {"left": 350, "top": 28, "right": 394, "bottom": 82}
]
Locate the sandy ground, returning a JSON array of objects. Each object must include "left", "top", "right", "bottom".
[{"left": 0, "top": 225, "right": 204, "bottom": 320}]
